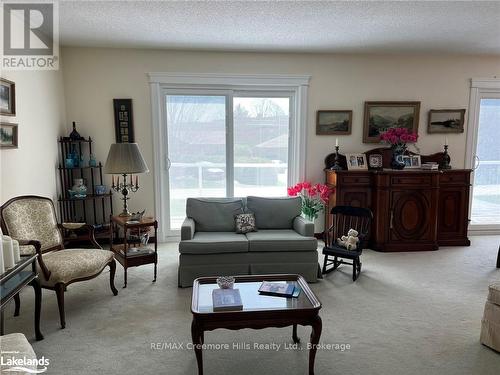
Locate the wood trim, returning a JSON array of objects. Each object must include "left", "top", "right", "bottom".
[
  {"left": 147, "top": 72, "right": 311, "bottom": 86},
  {"left": 471, "top": 78, "right": 500, "bottom": 89}
]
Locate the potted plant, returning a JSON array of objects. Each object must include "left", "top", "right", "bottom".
[
  {"left": 287, "top": 182, "right": 331, "bottom": 232},
  {"left": 379, "top": 127, "right": 418, "bottom": 169}
]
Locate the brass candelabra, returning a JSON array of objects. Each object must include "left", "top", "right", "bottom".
[{"left": 111, "top": 174, "right": 140, "bottom": 216}]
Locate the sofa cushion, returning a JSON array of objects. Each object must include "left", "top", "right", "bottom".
[
  {"left": 246, "top": 196, "right": 301, "bottom": 229},
  {"left": 179, "top": 232, "right": 248, "bottom": 254},
  {"left": 186, "top": 198, "right": 243, "bottom": 232},
  {"left": 235, "top": 213, "right": 257, "bottom": 234},
  {"left": 246, "top": 230, "right": 317, "bottom": 252},
  {"left": 38, "top": 249, "right": 114, "bottom": 287}
]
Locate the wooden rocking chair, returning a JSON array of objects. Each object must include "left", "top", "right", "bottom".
[{"left": 322, "top": 206, "right": 373, "bottom": 281}]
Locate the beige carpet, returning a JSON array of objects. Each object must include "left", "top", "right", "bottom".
[{"left": 3, "top": 236, "right": 500, "bottom": 375}]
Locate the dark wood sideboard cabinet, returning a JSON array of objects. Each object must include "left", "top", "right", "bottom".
[{"left": 325, "top": 169, "right": 471, "bottom": 252}]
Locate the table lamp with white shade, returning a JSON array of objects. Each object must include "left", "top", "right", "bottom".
[{"left": 104, "top": 143, "right": 149, "bottom": 216}]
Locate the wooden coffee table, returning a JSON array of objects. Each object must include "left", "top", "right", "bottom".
[{"left": 191, "top": 274, "right": 322, "bottom": 375}]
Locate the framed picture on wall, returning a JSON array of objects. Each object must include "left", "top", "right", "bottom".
[
  {"left": 346, "top": 153, "right": 368, "bottom": 170},
  {"left": 113, "top": 99, "right": 135, "bottom": 143},
  {"left": 363, "top": 101, "right": 420, "bottom": 143},
  {"left": 316, "top": 110, "right": 352, "bottom": 135},
  {"left": 0, "top": 122, "right": 18, "bottom": 148},
  {"left": 427, "top": 109, "right": 466, "bottom": 133},
  {"left": 0, "top": 78, "right": 16, "bottom": 116}
]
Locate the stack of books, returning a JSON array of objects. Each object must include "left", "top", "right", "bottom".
[
  {"left": 212, "top": 288, "right": 243, "bottom": 311},
  {"left": 421, "top": 162, "right": 439, "bottom": 170},
  {"left": 258, "top": 281, "right": 301, "bottom": 298}
]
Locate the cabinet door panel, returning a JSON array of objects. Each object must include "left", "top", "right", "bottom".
[
  {"left": 437, "top": 187, "right": 470, "bottom": 245},
  {"left": 390, "top": 190, "right": 432, "bottom": 241}
]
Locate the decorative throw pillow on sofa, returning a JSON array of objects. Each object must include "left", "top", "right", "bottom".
[{"left": 235, "top": 213, "right": 257, "bottom": 234}]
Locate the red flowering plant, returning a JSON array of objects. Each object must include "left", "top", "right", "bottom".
[
  {"left": 379, "top": 127, "right": 418, "bottom": 150},
  {"left": 287, "top": 181, "right": 331, "bottom": 221}
]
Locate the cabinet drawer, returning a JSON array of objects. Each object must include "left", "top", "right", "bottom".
[
  {"left": 391, "top": 175, "right": 432, "bottom": 187},
  {"left": 339, "top": 175, "right": 371, "bottom": 185},
  {"left": 440, "top": 172, "right": 469, "bottom": 185}
]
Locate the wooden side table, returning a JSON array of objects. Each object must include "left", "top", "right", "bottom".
[
  {"left": 0, "top": 254, "right": 43, "bottom": 341},
  {"left": 109, "top": 215, "right": 158, "bottom": 288}
]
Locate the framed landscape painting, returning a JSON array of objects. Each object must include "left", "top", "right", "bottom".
[
  {"left": 0, "top": 78, "right": 16, "bottom": 116},
  {"left": 0, "top": 123, "right": 18, "bottom": 148},
  {"left": 316, "top": 110, "right": 352, "bottom": 135},
  {"left": 363, "top": 101, "right": 420, "bottom": 143},
  {"left": 427, "top": 109, "right": 466, "bottom": 133}
]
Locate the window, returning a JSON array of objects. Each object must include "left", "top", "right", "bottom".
[
  {"left": 466, "top": 78, "right": 500, "bottom": 233},
  {"left": 149, "top": 73, "right": 310, "bottom": 239},
  {"left": 470, "top": 98, "right": 500, "bottom": 226}
]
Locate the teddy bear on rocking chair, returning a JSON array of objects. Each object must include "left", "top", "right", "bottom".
[{"left": 337, "top": 228, "right": 359, "bottom": 251}]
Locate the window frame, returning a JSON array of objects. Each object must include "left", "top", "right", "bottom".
[
  {"left": 466, "top": 78, "right": 500, "bottom": 235},
  {"left": 149, "top": 73, "right": 310, "bottom": 241}
]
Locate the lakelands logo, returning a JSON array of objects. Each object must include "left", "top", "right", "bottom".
[
  {"left": 1, "top": 1, "right": 59, "bottom": 70},
  {"left": 1, "top": 352, "right": 50, "bottom": 373}
]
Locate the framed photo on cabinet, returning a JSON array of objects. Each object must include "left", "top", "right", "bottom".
[{"left": 346, "top": 153, "right": 368, "bottom": 170}]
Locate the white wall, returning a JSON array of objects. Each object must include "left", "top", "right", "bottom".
[
  {"left": 61, "top": 47, "right": 500, "bottom": 215},
  {"left": 0, "top": 69, "right": 67, "bottom": 204}
]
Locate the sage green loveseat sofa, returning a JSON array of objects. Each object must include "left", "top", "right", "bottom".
[{"left": 178, "top": 196, "right": 318, "bottom": 287}]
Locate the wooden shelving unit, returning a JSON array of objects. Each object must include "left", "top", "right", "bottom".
[{"left": 57, "top": 137, "right": 113, "bottom": 241}]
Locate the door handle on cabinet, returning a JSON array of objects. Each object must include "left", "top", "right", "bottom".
[{"left": 390, "top": 210, "right": 394, "bottom": 229}]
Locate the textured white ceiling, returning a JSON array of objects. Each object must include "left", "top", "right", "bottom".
[{"left": 59, "top": 1, "right": 500, "bottom": 54}]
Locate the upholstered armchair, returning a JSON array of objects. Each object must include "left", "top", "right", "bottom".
[{"left": 0, "top": 195, "right": 118, "bottom": 328}]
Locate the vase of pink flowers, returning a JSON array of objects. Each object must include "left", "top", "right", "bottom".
[
  {"left": 380, "top": 127, "right": 418, "bottom": 170},
  {"left": 287, "top": 182, "right": 330, "bottom": 226}
]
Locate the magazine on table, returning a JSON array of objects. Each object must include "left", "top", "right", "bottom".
[{"left": 258, "top": 281, "right": 300, "bottom": 298}]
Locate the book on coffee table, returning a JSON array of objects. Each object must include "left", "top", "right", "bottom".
[
  {"left": 259, "top": 281, "right": 296, "bottom": 297},
  {"left": 212, "top": 289, "right": 243, "bottom": 311},
  {"left": 119, "top": 246, "right": 154, "bottom": 258}
]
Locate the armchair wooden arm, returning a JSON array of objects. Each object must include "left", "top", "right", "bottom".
[
  {"left": 58, "top": 223, "right": 101, "bottom": 249},
  {"left": 18, "top": 240, "right": 51, "bottom": 280}
]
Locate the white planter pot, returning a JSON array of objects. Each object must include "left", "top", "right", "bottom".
[
  {"left": 314, "top": 212, "right": 325, "bottom": 233},
  {"left": 302, "top": 212, "right": 325, "bottom": 234}
]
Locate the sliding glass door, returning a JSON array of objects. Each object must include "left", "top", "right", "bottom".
[
  {"left": 165, "top": 91, "right": 291, "bottom": 231},
  {"left": 166, "top": 94, "right": 227, "bottom": 229},
  {"left": 233, "top": 96, "right": 290, "bottom": 197},
  {"left": 470, "top": 95, "right": 500, "bottom": 227}
]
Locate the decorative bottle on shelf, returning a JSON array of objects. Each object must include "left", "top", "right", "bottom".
[
  {"left": 89, "top": 154, "right": 97, "bottom": 167},
  {"left": 69, "top": 121, "right": 83, "bottom": 141}
]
